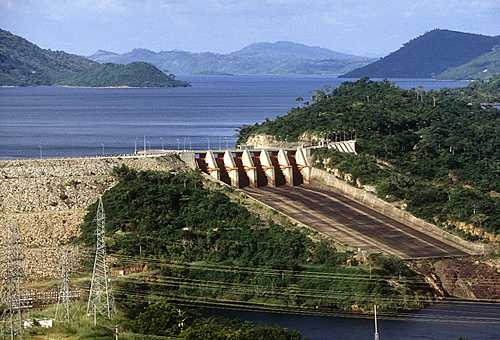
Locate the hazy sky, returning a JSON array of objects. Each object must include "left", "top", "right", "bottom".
[{"left": 1, "top": 0, "right": 499, "bottom": 57}]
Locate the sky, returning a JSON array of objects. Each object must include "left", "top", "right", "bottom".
[{"left": 0, "top": 0, "right": 499, "bottom": 57}]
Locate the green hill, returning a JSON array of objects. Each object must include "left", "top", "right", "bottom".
[
  {"left": 0, "top": 28, "right": 188, "bottom": 87},
  {"left": 59, "top": 62, "right": 189, "bottom": 87},
  {"left": 239, "top": 77, "right": 500, "bottom": 239},
  {"left": 342, "top": 29, "right": 500, "bottom": 79},
  {"left": 437, "top": 48, "right": 500, "bottom": 80},
  {"left": 0, "top": 28, "right": 95, "bottom": 85}
]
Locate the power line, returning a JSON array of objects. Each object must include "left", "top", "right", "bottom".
[
  {"left": 0, "top": 225, "right": 25, "bottom": 339},
  {"left": 87, "top": 197, "right": 115, "bottom": 323},
  {"left": 55, "top": 246, "right": 72, "bottom": 323}
]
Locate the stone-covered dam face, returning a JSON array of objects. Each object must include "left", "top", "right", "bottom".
[{"left": 0, "top": 155, "right": 185, "bottom": 279}]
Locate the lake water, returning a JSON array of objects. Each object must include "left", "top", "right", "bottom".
[
  {"left": 202, "top": 301, "right": 500, "bottom": 340},
  {"left": 0, "top": 75, "right": 468, "bottom": 159}
]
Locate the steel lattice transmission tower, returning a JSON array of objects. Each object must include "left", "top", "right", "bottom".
[
  {"left": 0, "top": 225, "right": 25, "bottom": 339},
  {"left": 55, "top": 247, "right": 72, "bottom": 323},
  {"left": 87, "top": 197, "right": 114, "bottom": 321}
]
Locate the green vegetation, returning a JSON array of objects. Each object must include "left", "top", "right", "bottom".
[
  {"left": 239, "top": 77, "right": 500, "bottom": 238},
  {"left": 59, "top": 62, "right": 189, "bottom": 88},
  {"left": 0, "top": 28, "right": 188, "bottom": 87},
  {"left": 24, "top": 302, "right": 302, "bottom": 339},
  {"left": 342, "top": 29, "right": 500, "bottom": 78},
  {"left": 438, "top": 48, "right": 500, "bottom": 80},
  {"left": 79, "top": 166, "right": 433, "bottom": 317},
  {"left": 0, "top": 28, "right": 94, "bottom": 85},
  {"left": 444, "top": 75, "right": 500, "bottom": 103}
]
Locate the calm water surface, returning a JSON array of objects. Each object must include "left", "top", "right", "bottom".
[
  {"left": 202, "top": 301, "right": 500, "bottom": 340},
  {"left": 0, "top": 75, "right": 468, "bottom": 158}
]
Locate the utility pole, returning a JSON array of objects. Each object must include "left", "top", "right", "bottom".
[
  {"left": 134, "top": 139, "right": 137, "bottom": 155},
  {"left": 0, "top": 225, "right": 25, "bottom": 339},
  {"left": 87, "top": 197, "right": 114, "bottom": 321},
  {"left": 55, "top": 247, "right": 71, "bottom": 323},
  {"left": 374, "top": 304, "right": 380, "bottom": 340},
  {"left": 143, "top": 136, "right": 146, "bottom": 155},
  {"left": 38, "top": 144, "right": 43, "bottom": 160}
]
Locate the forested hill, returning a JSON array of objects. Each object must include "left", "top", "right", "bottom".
[
  {"left": 342, "top": 29, "right": 500, "bottom": 78},
  {"left": 437, "top": 48, "right": 500, "bottom": 80},
  {"left": 0, "top": 28, "right": 188, "bottom": 87},
  {"left": 239, "top": 77, "right": 500, "bottom": 239},
  {"left": 0, "top": 28, "right": 94, "bottom": 85}
]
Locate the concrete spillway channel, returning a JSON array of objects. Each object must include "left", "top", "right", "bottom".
[{"left": 188, "top": 148, "right": 473, "bottom": 259}]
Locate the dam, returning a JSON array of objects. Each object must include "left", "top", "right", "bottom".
[
  {"left": 184, "top": 147, "right": 483, "bottom": 259},
  {"left": 0, "top": 148, "right": 484, "bottom": 282}
]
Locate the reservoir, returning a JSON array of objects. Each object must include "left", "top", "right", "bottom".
[
  {"left": 201, "top": 301, "right": 500, "bottom": 340},
  {"left": 0, "top": 75, "right": 468, "bottom": 159}
]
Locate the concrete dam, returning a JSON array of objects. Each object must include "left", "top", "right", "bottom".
[
  {"left": 185, "top": 148, "right": 483, "bottom": 260},
  {"left": 192, "top": 148, "right": 311, "bottom": 188}
]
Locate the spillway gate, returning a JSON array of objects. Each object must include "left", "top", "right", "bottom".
[{"left": 192, "top": 148, "right": 311, "bottom": 188}]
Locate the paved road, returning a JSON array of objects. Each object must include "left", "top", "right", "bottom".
[{"left": 243, "top": 185, "right": 467, "bottom": 259}]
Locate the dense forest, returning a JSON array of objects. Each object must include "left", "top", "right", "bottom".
[
  {"left": 78, "top": 167, "right": 433, "bottom": 338},
  {"left": 342, "top": 29, "right": 500, "bottom": 78},
  {"left": 239, "top": 77, "right": 500, "bottom": 238},
  {"left": 0, "top": 28, "right": 188, "bottom": 87}
]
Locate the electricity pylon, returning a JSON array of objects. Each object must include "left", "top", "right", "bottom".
[
  {"left": 0, "top": 225, "right": 25, "bottom": 339},
  {"left": 87, "top": 197, "right": 114, "bottom": 322},
  {"left": 55, "top": 247, "right": 71, "bottom": 323}
]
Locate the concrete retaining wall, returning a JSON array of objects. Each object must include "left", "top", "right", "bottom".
[{"left": 310, "top": 167, "right": 489, "bottom": 255}]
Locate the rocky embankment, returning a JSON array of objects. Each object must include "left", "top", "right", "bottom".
[
  {"left": 0, "top": 155, "right": 185, "bottom": 279},
  {"left": 244, "top": 132, "right": 324, "bottom": 149},
  {"left": 414, "top": 258, "right": 500, "bottom": 300}
]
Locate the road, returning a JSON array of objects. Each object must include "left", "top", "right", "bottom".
[{"left": 243, "top": 185, "right": 467, "bottom": 259}]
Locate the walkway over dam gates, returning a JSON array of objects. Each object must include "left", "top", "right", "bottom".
[{"left": 182, "top": 148, "right": 477, "bottom": 260}]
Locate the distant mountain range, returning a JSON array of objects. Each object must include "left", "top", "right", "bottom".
[
  {"left": 342, "top": 29, "right": 500, "bottom": 79},
  {"left": 88, "top": 41, "right": 374, "bottom": 75},
  {"left": 4, "top": 27, "right": 499, "bottom": 85},
  {"left": 0, "top": 29, "right": 188, "bottom": 87}
]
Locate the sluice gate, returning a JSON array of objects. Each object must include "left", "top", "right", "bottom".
[{"left": 194, "top": 148, "right": 310, "bottom": 188}]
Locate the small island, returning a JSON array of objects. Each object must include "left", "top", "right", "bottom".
[{"left": 58, "top": 62, "right": 190, "bottom": 88}]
